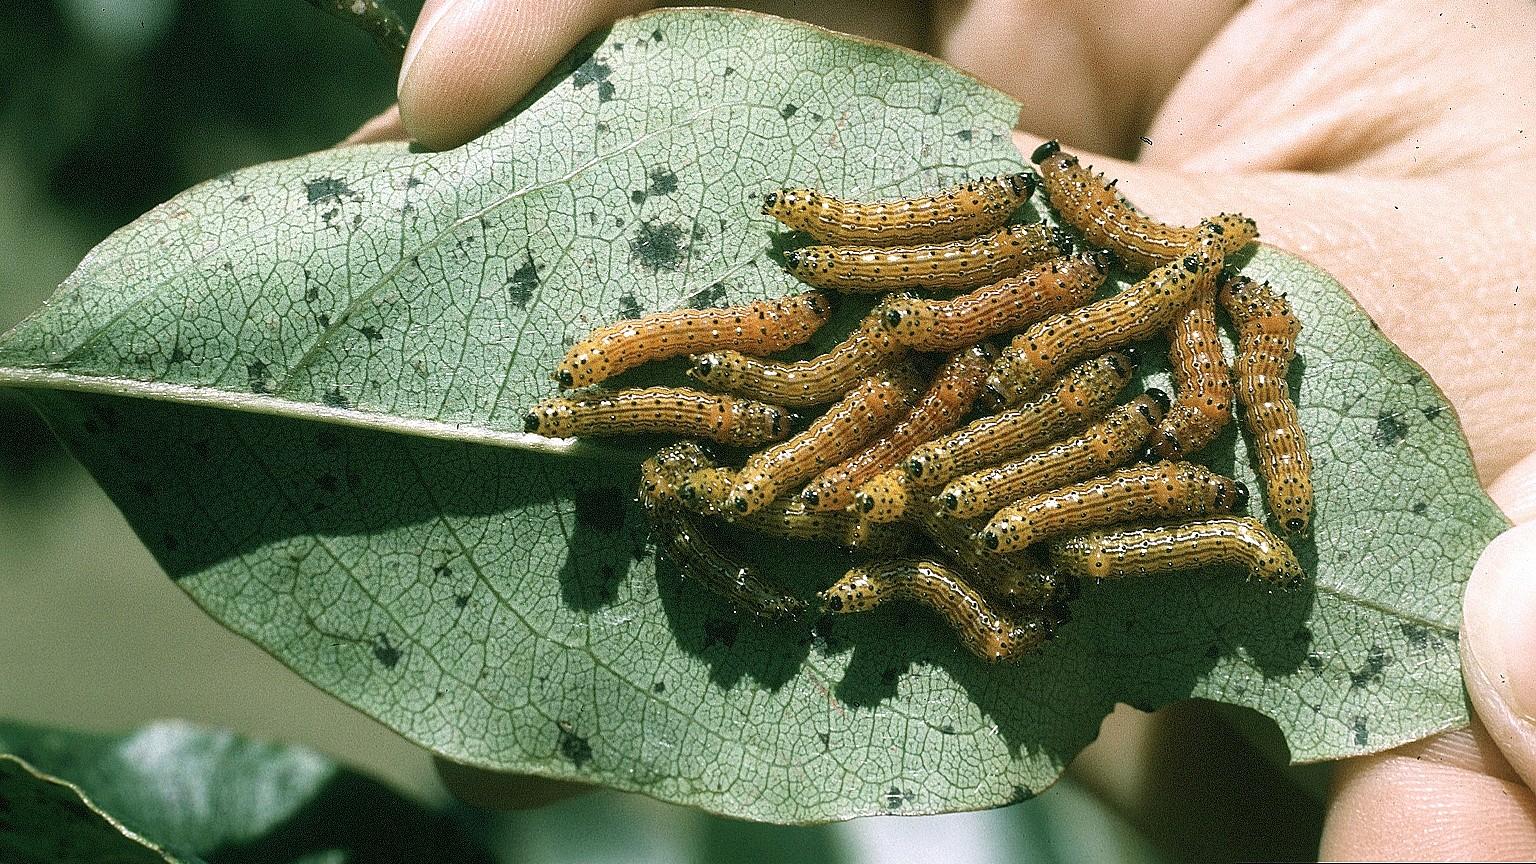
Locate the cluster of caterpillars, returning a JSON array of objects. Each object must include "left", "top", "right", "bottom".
[{"left": 526, "top": 141, "right": 1312, "bottom": 663}]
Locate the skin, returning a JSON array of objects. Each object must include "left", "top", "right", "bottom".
[{"left": 350, "top": 1, "right": 1536, "bottom": 857}]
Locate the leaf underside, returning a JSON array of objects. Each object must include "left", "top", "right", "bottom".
[{"left": 0, "top": 9, "right": 1505, "bottom": 823}]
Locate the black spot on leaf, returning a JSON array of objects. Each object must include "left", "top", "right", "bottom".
[
  {"left": 455, "top": 593, "right": 470, "bottom": 608},
  {"left": 1373, "top": 412, "right": 1409, "bottom": 446},
  {"left": 647, "top": 166, "right": 678, "bottom": 195},
  {"left": 651, "top": 28, "right": 663, "bottom": 41},
  {"left": 355, "top": 325, "right": 383, "bottom": 342},
  {"left": 652, "top": 681, "right": 666, "bottom": 694},
  {"left": 572, "top": 56, "right": 616, "bottom": 102},
  {"left": 938, "top": 724, "right": 956, "bottom": 735},
  {"left": 688, "top": 283, "right": 728, "bottom": 309},
  {"left": 883, "top": 786, "right": 907, "bottom": 809},
  {"left": 304, "top": 176, "right": 358, "bottom": 205},
  {"left": 433, "top": 563, "right": 452, "bottom": 578},
  {"left": 322, "top": 387, "right": 350, "bottom": 409},
  {"left": 1399, "top": 623, "right": 1430, "bottom": 647},
  {"left": 247, "top": 361, "right": 273, "bottom": 394},
  {"left": 955, "top": 129, "right": 972, "bottom": 142},
  {"left": 780, "top": 104, "right": 798, "bottom": 119},
  {"left": 1349, "top": 645, "right": 1392, "bottom": 688},
  {"left": 1012, "top": 785, "right": 1034, "bottom": 801},
  {"left": 1421, "top": 405, "right": 1444, "bottom": 420},
  {"left": 723, "top": 66, "right": 735, "bottom": 77},
  {"left": 630, "top": 221, "right": 688, "bottom": 272},
  {"left": 1412, "top": 501, "right": 1428, "bottom": 514},
  {"left": 373, "top": 633, "right": 400, "bottom": 669},
  {"left": 508, "top": 256, "right": 539, "bottom": 308},
  {"left": 558, "top": 721, "right": 593, "bottom": 768},
  {"left": 574, "top": 486, "right": 627, "bottom": 533},
  {"left": 1352, "top": 716, "right": 1369, "bottom": 746},
  {"left": 618, "top": 294, "right": 643, "bottom": 321},
  {"left": 630, "top": 190, "right": 646, "bottom": 205},
  {"left": 1305, "top": 651, "right": 1324, "bottom": 670}
]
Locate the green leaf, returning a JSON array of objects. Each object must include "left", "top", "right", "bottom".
[
  {"left": 0, "top": 8, "right": 1506, "bottom": 823},
  {"left": 0, "top": 719, "right": 489, "bottom": 863}
]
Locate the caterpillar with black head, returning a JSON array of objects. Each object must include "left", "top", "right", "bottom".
[
  {"left": 878, "top": 252, "right": 1107, "bottom": 351},
  {"left": 801, "top": 345, "right": 992, "bottom": 511},
  {"left": 687, "top": 298, "right": 905, "bottom": 407},
  {"left": 676, "top": 466, "right": 908, "bottom": 553},
  {"left": 555, "top": 291, "right": 832, "bottom": 389},
  {"left": 763, "top": 173, "right": 1036, "bottom": 245},
  {"left": 1031, "top": 139, "right": 1257, "bottom": 272},
  {"left": 980, "top": 461, "right": 1247, "bottom": 554},
  {"left": 985, "top": 220, "right": 1230, "bottom": 407},
  {"left": 729, "top": 363, "right": 921, "bottom": 515},
  {"left": 819, "top": 558, "right": 1058, "bottom": 662},
  {"left": 939, "top": 390, "right": 1168, "bottom": 520},
  {"left": 640, "top": 444, "right": 803, "bottom": 618},
  {"left": 1046, "top": 517, "right": 1305, "bottom": 588},
  {"left": 1219, "top": 275, "right": 1313, "bottom": 535},
  {"left": 903, "top": 352, "right": 1134, "bottom": 492},
  {"left": 783, "top": 223, "right": 1071, "bottom": 293},
  {"left": 908, "top": 500, "right": 1061, "bottom": 608},
  {"left": 526, "top": 387, "right": 790, "bottom": 446}
]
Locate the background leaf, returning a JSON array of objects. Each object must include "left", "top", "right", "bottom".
[
  {"left": 0, "top": 9, "right": 1505, "bottom": 822},
  {"left": 0, "top": 719, "right": 489, "bottom": 864}
]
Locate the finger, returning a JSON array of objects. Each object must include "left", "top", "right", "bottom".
[
  {"left": 433, "top": 755, "right": 594, "bottom": 810},
  {"left": 1321, "top": 720, "right": 1536, "bottom": 860},
  {"left": 399, "top": 0, "right": 653, "bottom": 150},
  {"left": 340, "top": 104, "right": 408, "bottom": 145},
  {"left": 1012, "top": 131, "right": 1536, "bottom": 481},
  {"left": 1320, "top": 455, "right": 1536, "bottom": 858}
]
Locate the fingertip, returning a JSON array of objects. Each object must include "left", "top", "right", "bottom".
[
  {"left": 399, "top": 0, "right": 654, "bottom": 150},
  {"left": 1462, "top": 520, "right": 1536, "bottom": 791}
]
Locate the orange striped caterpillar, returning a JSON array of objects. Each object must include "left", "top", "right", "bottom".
[
  {"left": 639, "top": 444, "right": 803, "bottom": 618},
  {"left": 687, "top": 298, "right": 905, "bottom": 407},
  {"left": 980, "top": 461, "right": 1247, "bottom": 553},
  {"left": 939, "top": 390, "right": 1168, "bottom": 520},
  {"left": 1046, "top": 517, "right": 1305, "bottom": 588},
  {"left": 908, "top": 500, "right": 1061, "bottom": 608},
  {"left": 763, "top": 173, "right": 1036, "bottom": 245},
  {"left": 879, "top": 252, "right": 1108, "bottom": 351},
  {"left": 801, "top": 345, "right": 992, "bottom": 511},
  {"left": 555, "top": 291, "right": 832, "bottom": 388},
  {"left": 819, "top": 558, "right": 1057, "bottom": 662},
  {"left": 526, "top": 387, "right": 790, "bottom": 446},
  {"left": 1149, "top": 214, "right": 1259, "bottom": 458},
  {"left": 783, "top": 222, "right": 1071, "bottom": 293},
  {"left": 1219, "top": 276, "right": 1313, "bottom": 535},
  {"left": 985, "top": 222, "right": 1228, "bottom": 407},
  {"left": 903, "top": 352, "right": 1135, "bottom": 491},
  {"left": 729, "top": 364, "right": 921, "bottom": 515},
  {"left": 1031, "top": 139, "right": 1258, "bottom": 272},
  {"left": 677, "top": 466, "right": 908, "bottom": 553},
  {"left": 852, "top": 467, "right": 917, "bottom": 523}
]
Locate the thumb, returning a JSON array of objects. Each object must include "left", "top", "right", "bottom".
[
  {"left": 1462, "top": 452, "right": 1536, "bottom": 790},
  {"left": 399, "top": 0, "right": 653, "bottom": 150}
]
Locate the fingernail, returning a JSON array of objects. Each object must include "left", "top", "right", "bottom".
[
  {"left": 1463, "top": 522, "right": 1536, "bottom": 721},
  {"left": 399, "top": 0, "right": 460, "bottom": 90}
]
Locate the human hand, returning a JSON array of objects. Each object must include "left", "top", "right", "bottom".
[{"left": 355, "top": 0, "right": 1536, "bottom": 855}]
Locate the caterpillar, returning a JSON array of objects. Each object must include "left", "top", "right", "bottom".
[
  {"left": 639, "top": 444, "right": 803, "bottom": 618},
  {"left": 762, "top": 173, "right": 1036, "bottom": 245},
  {"left": 801, "top": 345, "right": 992, "bottom": 511},
  {"left": 852, "top": 467, "right": 916, "bottom": 523},
  {"left": 1031, "top": 139, "right": 1258, "bottom": 272},
  {"left": 939, "top": 390, "right": 1168, "bottom": 520},
  {"left": 687, "top": 297, "right": 905, "bottom": 407},
  {"left": 819, "top": 558, "right": 1056, "bottom": 662},
  {"left": 879, "top": 251, "right": 1108, "bottom": 351},
  {"left": 909, "top": 500, "right": 1060, "bottom": 608},
  {"left": 1150, "top": 291, "right": 1232, "bottom": 459},
  {"left": 1219, "top": 276, "right": 1313, "bottom": 535},
  {"left": 985, "top": 221, "right": 1228, "bottom": 407},
  {"left": 980, "top": 461, "right": 1247, "bottom": 553},
  {"left": 526, "top": 387, "right": 790, "bottom": 446},
  {"left": 729, "top": 364, "right": 921, "bottom": 515},
  {"left": 555, "top": 291, "right": 832, "bottom": 388},
  {"left": 903, "top": 352, "right": 1135, "bottom": 491},
  {"left": 1046, "top": 517, "right": 1305, "bottom": 588},
  {"left": 677, "top": 466, "right": 908, "bottom": 552},
  {"left": 783, "top": 222, "right": 1071, "bottom": 293}
]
